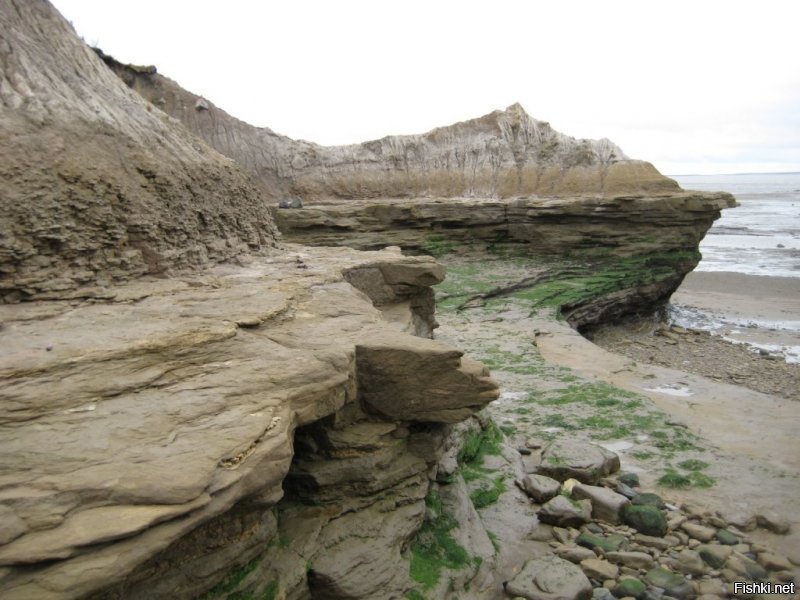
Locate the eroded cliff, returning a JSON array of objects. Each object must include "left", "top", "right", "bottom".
[
  {"left": 97, "top": 53, "right": 678, "bottom": 200},
  {"left": 98, "top": 53, "right": 735, "bottom": 329},
  {"left": 0, "top": 3, "right": 506, "bottom": 599},
  {"left": 0, "top": 2, "right": 279, "bottom": 303},
  {"left": 0, "top": 2, "right": 752, "bottom": 599}
]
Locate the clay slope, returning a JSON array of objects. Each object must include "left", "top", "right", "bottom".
[
  {"left": 98, "top": 53, "right": 679, "bottom": 200},
  {"left": 0, "top": 0, "right": 279, "bottom": 303}
]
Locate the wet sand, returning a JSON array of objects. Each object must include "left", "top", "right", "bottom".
[{"left": 673, "top": 271, "right": 800, "bottom": 325}]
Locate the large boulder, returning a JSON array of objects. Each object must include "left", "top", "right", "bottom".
[
  {"left": 505, "top": 554, "right": 592, "bottom": 600},
  {"left": 537, "top": 440, "right": 620, "bottom": 484}
]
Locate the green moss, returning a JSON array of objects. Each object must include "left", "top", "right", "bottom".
[
  {"left": 421, "top": 234, "right": 459, "bottom": 257},
  {"left": 505, "top": 250, "right": 700, "bottom": 318},
  {"left": 536, "top": 414, "right": 575, "bottom": 429},
  {"left": 576, "top": 532, "right": 628, "bottom": 552},
  {"left": 499, "top": 423, "right": 517, "bottom": 435},
  {"left": 261, "top": 580, "right": 279, "bottom": 600},
  {"left": 622, "top": 504, "right": 668, "bottom": 537},
  {"left": 487, "top": 531, "right": 501, "bottom": 553},
  {"left": 470, "top": 476, "right": 507, "bottom": 509},
  {"left": 406, "top": 590, "right": 427, "bottom": 600},
  {"left": 689, "top": 471, "right": 716, "bottom": 488},
  {"left": 657, "top": 469, "right": 692, "bottom": 489},
  {"left": 457, "top": 420, "right": 503, "bottom": 466},
  {"left": 632, "top": 450, "right": 655, "bottom": 460},
  {"left": 677, "top": 459, "right": 709, "bottom": 471},
  {"left": 202, "top": 554, "right": 263, "bottom": 598},
  {"left": 460, "top": 464, "right": 495, "bottom": 482},
  {"left": 410, "top": 490, "right": 472, "bottom": 589}
]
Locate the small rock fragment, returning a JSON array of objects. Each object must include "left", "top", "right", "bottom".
[
  {"left": 605, "top": 550, "right": 655, "bottom": 570},
  {"left": 680, "top": 521, "right": 716, "bottom": 542},
  {"left": 581, "top": 557, "right": 619, "bottom": 581},
  {"left": 611, "top": 577, "right": 647, "bottom": 599}
]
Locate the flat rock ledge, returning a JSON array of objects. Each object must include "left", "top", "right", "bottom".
[{"left": 0, "top": 245, "right": 498, "bottom": 599}]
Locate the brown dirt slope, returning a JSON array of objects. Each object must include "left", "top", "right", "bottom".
[{"left": 0, "top": 0, "right": 280, "bottom": 302}]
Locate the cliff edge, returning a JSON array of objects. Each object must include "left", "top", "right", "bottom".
[
  {"left": 0, "top": 1, "right": 279, "bottom": 303},
  {"left": 97, "top": 52, "right": 679, "bottom": 200},
  {"left": 0, "top": 3, "right": 503, "bottom": 599}
]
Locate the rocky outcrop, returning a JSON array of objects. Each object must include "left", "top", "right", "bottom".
[
  {"left": 98, "top": 53, "right": 679, "bottom": 200},
  {"left": 0, "top": 3, "right": 507, "bottom": 598},
  {"left": 0, "top": 0, "right": 279, "bottom": 303},
  {"left": 270, "top": 193, "right": 735, "bottom": 256},
  {"left": 96, "top": 47, "right": 735, "bottom": 332},
  {"left": 0, "top": 243, "right": 498, "bottom": 599}
]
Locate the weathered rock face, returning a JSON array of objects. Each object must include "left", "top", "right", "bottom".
[
  {"left": 0, "top": 3, "right": 506, "bottom": 598},
  {"left": 270, "top": 193, "right": 735, "bottom": 256},
  {"left": 98, "top": 53, "right": 679, "bottom": 200},
  {"left": 0, "top": 0, "right": 280, "bottom": 303},
  {"left": 0, "top": 244, "right": 498, "bottom": 599},
  {"left": 98, "top": 47, "right": 735, "bottom": 333}
]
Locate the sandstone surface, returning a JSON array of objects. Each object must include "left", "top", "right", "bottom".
[
  {"left": 0, "top": 3, "right": 506, "bottom": 598},
  {"left": 1, "top": 2, "right": 764, "bottom": 599},
  {"left": 0, "top": 242, "right": 500, "bottom": 598}
]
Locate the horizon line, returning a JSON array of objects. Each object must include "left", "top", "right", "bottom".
[{"left": 667, "top": 170, "right": 800, "bottom": 177}]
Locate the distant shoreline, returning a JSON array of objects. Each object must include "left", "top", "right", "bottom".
[{"left": 669, "top": 171, "right": 800, "bottom": 177}]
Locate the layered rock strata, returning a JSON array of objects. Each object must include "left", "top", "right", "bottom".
[
  {"left": 0, "top": 3, "right": 505, "bottom": 598},
  {"left": 269, "top": 193, "right": 735, "bottom": 257},
  {"left": 0, "top": 245, "right": 498, "bottom": 599},
  {"left": 96, "top": 52, "right": 734, "bottom": 330},
  {"left": 0, "top": 0, "right": 279, "bottom": 303},
  {"left": 98, "top": 53, "right": 678, "bottom": 200}
]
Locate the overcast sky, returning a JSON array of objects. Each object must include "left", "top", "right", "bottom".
[{"left": 51, "top": 0, "right": 799, "bottom": 175}]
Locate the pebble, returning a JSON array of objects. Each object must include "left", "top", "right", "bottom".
[
  {"left": 756, "top": 552, "right": 792, "bottom": 572},
  {"left": 520, "top": 459, "right": 794, "bottom": 600},
  {"left": 681, "top": 522, "right": 716, "bottom": 542},
  {"left": 635, "top": 534, "right": 674, "bottom": 551},
  {"left": 580, "top": 558, "right": 619, "bottom": 581}
]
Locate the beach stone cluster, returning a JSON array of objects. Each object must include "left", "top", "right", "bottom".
[{"left": 507, "top": 441, "right": 795, "bottom": 600}]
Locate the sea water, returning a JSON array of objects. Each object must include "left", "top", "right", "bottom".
[
  {"left": 668, "top": 173, "right": 800, "bottom": 363},
  {"left": 672, "top": 172, "right": 800, "bottom": 278}
]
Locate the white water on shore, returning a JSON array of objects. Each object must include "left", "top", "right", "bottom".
[
  {"left": 668, "top": 173, "right": 800, "bottom": 363},
  {"left": 673, "top": 172, "right": 800, "bottom": 278}
]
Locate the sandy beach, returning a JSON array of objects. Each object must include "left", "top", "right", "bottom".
[
  {"left": 673, "top": 271, "right": 800, "bottom": 327},
  {"left": 589, "top": 271, "right": 800, "bottom": 401}
]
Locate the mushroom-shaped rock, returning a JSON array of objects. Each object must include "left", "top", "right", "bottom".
[{"left": 356, "top": 332, "right": 499, "bottom": 423}]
